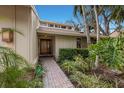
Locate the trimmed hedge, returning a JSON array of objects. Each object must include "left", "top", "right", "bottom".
[{"left": 59, "top": 48, "right": 89, "bottom": 62}]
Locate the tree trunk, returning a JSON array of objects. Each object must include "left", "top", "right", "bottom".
[
  {"left": 94, "top": 5, "right": 100, "bottom": 68},
  {"left": 104, "top": 15, "right": 109, "bottom": 35},
  {"left": 106, "top": 22, "right": 109, "bottom": 35},
  {"left": 82, "top": 6, "right": 91, "bottom": 46}
]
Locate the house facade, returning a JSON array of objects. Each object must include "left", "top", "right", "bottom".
[
  {"left": 0, "top": 5, "right": 100, "bottom": 65},
  {"left": 37, "top": 21, "right": 98, "bottom": 60},
  {"left": 0, "top": 5, "right": 40, "bottom": 65}
]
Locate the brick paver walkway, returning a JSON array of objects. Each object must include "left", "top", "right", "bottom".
[{"left": 40, "top": 57, "right": 74, "bottom": 88}]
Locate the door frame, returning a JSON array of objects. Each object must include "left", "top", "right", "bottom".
[{"left": 39, "top": 39, "right": 53, "bottom": 56}]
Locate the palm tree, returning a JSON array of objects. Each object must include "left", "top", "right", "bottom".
[
  {"left": 93, "top": 5, "right": 124, "bottom": 67},
  {"left": 81, "top": 6, "right": 91, "bottom": 46},
  {"left": 74, "top": 5, "right": 91, "bottom": 46},
  {"left": 94, "top": 5, "right": 100, "bottom": 67}
]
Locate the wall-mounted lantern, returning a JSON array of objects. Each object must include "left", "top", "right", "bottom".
[{"left": 2, "top": 28, "right": 14, "bottom": 43}]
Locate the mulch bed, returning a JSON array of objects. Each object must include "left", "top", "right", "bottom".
[
  {"left": 92, "top": 64, "right": 124, "bottom": 88},
  {"left": 61, "top": 63, "right": 124, "bottom": 88}
]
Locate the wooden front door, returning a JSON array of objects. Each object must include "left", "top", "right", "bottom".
[{"left": 40, "top": 39, "right": 52, "bottom": 55}]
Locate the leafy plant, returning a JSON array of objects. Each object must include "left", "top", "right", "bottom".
[
  {"left": 35, "top": 65, "right": 44, "bottom": 78},
  {"left": 89, "top": 34, "right": 124, "bottom": 71},
  {"left": 61, "top": 55, "right": 93, "bottom": 75},
  {"left": 0, "top": 46, "right": 28, "bottom": 71},
  {"left": 70, "top": 71, "right": 113, "bottom": 88},
  {"left": 73, "top": 55, "right": 93, "bottom": 72},
  {"left": 0, "top": 67, "right": 29, "bottom": 88},
  {"left": 61, "top": 60, "right": 77, "bottom": 74},
  {"left": 0, "top": 47, "right": 36, "bottom": 88}
]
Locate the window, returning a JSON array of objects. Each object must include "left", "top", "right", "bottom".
[
  {"left": 55, "top": 25, "right": 60, "bottom": 28},
  {"left": 68, "top": 26, "right": 72, "bottom": 30},
  {"left": 77, "top": 38, "right": 81, "bottom": 48},
  {"left": 41, "top": 23, "right": 47, "bottom": 26},
  {"left": 48, "top": 24, "right": 54, "bottom": 27},
  {"left": 61, "top": 26, "right": 66, "bottom": 29}
]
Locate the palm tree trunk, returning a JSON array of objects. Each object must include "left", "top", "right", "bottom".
[
  {"left": 103, "top": 15, "right": 109, "bottom": 35},
  {"left": 94, "top": 5, "right": 100, "bottom": 68},
  {"left": 81, "top": 6, "right": 91, "bottom": 46},
  {"left": 105, "top": 22, "right": 109, "bottom": 35}
]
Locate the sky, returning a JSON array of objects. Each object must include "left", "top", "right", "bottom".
[
  {"left": 35, "top": 5, "right": 76, "bottom": 23},
  {"left": 35, "top": 5, "right": 123, "bottom": 32}
]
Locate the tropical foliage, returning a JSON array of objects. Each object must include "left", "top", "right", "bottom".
[
  {"left": 0, "top": 47, "right": 44, "bottom": 88},
  {"left": 0, "top": 47, "right": 28, "bottom": 71},
  {"left": 60, "top": 55, "right": 113, "bottom": 88},
  {"left": 70, "top": 71, "right": 113, "bottom": 88},
  {"left": 89, "top": 33, "right": 124, "bottom": 71},
  {"left": 60, "top": 32, "right": 124, "bottom": 87}
]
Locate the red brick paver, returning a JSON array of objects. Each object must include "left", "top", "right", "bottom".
[{"left": 40, "top": 57, "right": 74, "bottom": 88}]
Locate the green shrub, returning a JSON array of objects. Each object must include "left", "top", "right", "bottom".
[
  {"left": 59, "top": 48, "right": 89, "bottom": 62},
  {"left": 61, "top": 55, "right": 93, "bottom": 74},
  {"left": 60, "top": 60, "right": 77, "bottom": 74},
  {"left": 70, "top": 71, "right": 113, "bottom": 88},
  {"left": 73, "top": 56, "right": 93, "bottom": 72}
]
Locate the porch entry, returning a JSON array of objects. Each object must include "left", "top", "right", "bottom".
[{"left": 40, "top": 39, "right": 53, "bottom": 56}]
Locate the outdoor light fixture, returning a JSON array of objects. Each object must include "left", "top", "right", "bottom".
[{"left": 2, "top": 28, "right": 14, "bottom": 43}]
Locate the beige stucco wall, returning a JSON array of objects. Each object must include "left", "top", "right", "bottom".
[
  {"left": 29, "top": 9, "right": 39, "bottom": 65},
  {"left": 15, "top": 6, "right": 31, "bottom": 63},
  {"left": 55, "top": 35, "right": 77, "bottom": 60},
  {"left": 0, "top": 5, "right": 39, "bottom": 65},
  {"left": 0, "top": 6, "right": 15, "bottom": 49}
]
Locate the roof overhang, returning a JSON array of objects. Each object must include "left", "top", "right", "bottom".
[
  {"left": 40, "top": 20, "right": 73, "bottom": 27},
  {"left": 37, "top": 29, "right": 83, "bottom": 37},
  {"left": 37, "top": 27, "right": 107, "bottom": 38}
]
